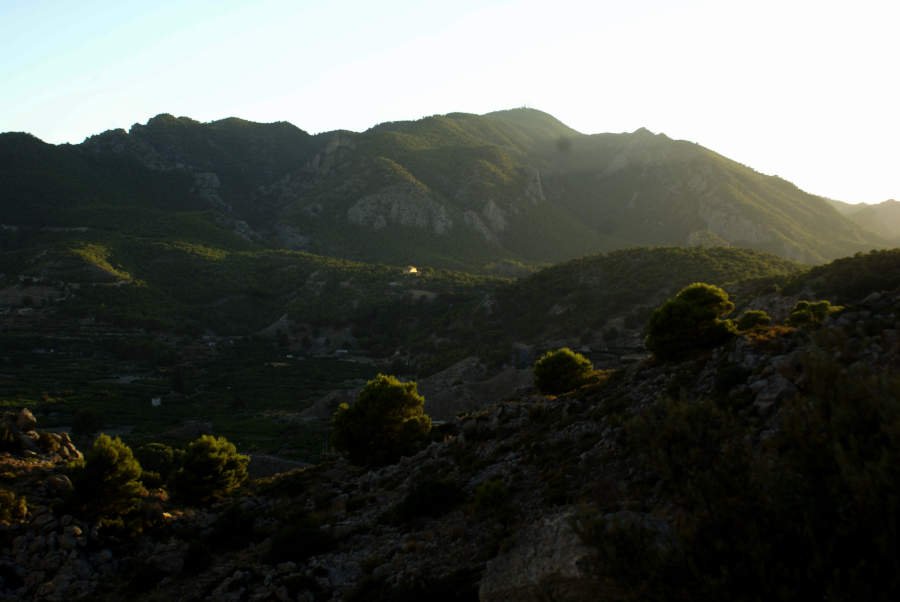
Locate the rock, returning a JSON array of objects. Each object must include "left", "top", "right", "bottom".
[
  {"left": 31, "top": 511, "right": 57, "bottom": 532},
  {"left": 45, "top": 474, "right": 74, "bottom": 497},
  {"left": 17, "top": 430, "right": 40, "bottom": 452},
  {"left": 752, "top": 374, "right": 797, "bottom": 408},
  {"left": 16, "top": 408, "right": 37, "bottom": 431},
  {"left": 59, "top": 533, "right": 78, "bottom": 551},
  {"left": 479, "top": 510, "right": 601, "bottom": 602},
  {"left": 147, "top": 541, "right": 186, "bottom": 575},
  {"left": 347, "top": 185, "right": 453, "bottom": 235}
]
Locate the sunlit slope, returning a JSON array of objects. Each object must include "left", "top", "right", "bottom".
[
  {"left": 0, "top": 233, "right": 498, "bottom": 335},
  {"left": 1, "top": 109, "right": 886, "bottom": 266},
  {"left": 844, "top": 200, "right": 900, "bottom": 242}
]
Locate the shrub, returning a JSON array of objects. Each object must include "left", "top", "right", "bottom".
[
  {"left": 587, "top": 352, "right": 900, "bottom": 600},
  {"left": 134, "top": 442, "right": 184, "bottom": 489},
  {"left": 331, "top": 374, "right": 432, "bottom": 467},
  {"left": 645, "top": 283, "right": 736, "bottom": 360},
  {"left": 533, "top": 347, "right": 594, "bottom": 394},
  {"left": 736, "top": 309, "right": 772, "bottom": 331},
  {"left": 787, "top": 299, "right": 843, "bottom": 327},
  {"left": 172, "top": 435, "right": 249, "bottom": 504},
  {"left": 69, "top": 434, "right": 145, "bottom": 518}
]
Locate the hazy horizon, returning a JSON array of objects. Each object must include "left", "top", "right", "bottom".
[{"left": 2, "top": 0, "right": 897, "bottom": 204}]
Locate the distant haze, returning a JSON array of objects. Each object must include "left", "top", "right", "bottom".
[{"left": 1, "top": 0, "right": 897, "bottom": 203}]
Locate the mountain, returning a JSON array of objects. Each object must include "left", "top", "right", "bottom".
[
  {"left": 833, "top": 199, "right": 900, "bottom": 242},
  {"left": 1, "top": 109, "right": 887, "bottom": 267}
]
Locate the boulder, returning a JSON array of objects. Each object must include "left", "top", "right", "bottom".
[{"left": 16, "top": 408, "right": 37, "bottom": 432}]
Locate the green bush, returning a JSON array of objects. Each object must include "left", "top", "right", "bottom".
[
  {"left": 172, "top": 435, "right": 249, "bottom": 504},
  {"left": 69, "top": 434, "right": 145, "bottom": 518},
  {"left": 135, "top": 442, "right": 184, "bottom": 489},
  {"left": 331, "top": 374, "right": 432, "bottom": 466},
  {"left": 736, "top": 309, "right": 772, "bottom": 331},
  {"left": 533, "top": 347, "right": 594, "bottom": 394},
  {"left": 787, "top": 299, "right": 843, "bottom": 327},
  {"left": 645, "top": 283, "right": 736, "bottom": 360}
]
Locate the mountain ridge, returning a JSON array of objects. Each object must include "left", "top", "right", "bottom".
[{"left": 1, "top": 108, "right": 888, "bottom": 266}]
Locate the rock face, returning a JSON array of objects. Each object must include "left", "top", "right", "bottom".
[
  {"left": 479, "top": 510, "right": 601, "bottom": 602},
  {"left": 347, "top": 185, "right": 453, "bottom": 235},
  {"left": 10, "top": 108, "right": 884, "bottom": 270}
]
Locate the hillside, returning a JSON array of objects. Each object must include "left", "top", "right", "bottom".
[
  {"left": 847, "top": 200, "right": 900, "bottom": 242},
  {"left": 0, "top": 242, "right": 802, "bottom": 450},
  {"left": 1, "top": 109, "right": 886, "bottom": 267},
  {"left": 2, "top": 249, "right": 899, "bottom": 601}
]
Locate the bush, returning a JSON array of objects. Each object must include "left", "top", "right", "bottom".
[
  {"left": 172, "top": 435, "right": 249, "bottom": 504},
  {"left": 134, "top": 442, "right": 184, "bottom": 489},
  {"left": 533, "top": 347, "right": 594, "bottom": 394},
  {"left": 588, "top": 351, "right": 900, "bottom": 600},
  {"left": 331, "top": 374, "right": 432, "bottom": 467},
  {"left": 69, "top": 434, "right": 145, "bottom": 518},
  {"left": 787, "top": 299, "right": 843, "bottom": 327},
  {"left": 736, "top": 309, "right": 772, "bottom": 331},
  {"left": 645, "top": 283, "right": 736, "bottom": 360}
]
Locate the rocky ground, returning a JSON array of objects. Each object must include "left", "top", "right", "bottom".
[{"left": 1, "top": 286, "right": 898, "bottom": 601}]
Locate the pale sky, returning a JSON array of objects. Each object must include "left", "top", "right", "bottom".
[{"left": 1, "top": 0, "right": 897, "bottom": 203}]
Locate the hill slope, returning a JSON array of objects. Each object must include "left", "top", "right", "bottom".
[
  {"left": 1, "top": 109, "right": 886, "bottom": 267},
  {"left": 2, "top": 250, "right": 899, "bottom": 602},
  {"left": 846, "top": 200, "right": 900, "bottom": 242}
]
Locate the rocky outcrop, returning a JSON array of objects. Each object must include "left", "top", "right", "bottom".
[
  {"left": 347, "top": 185, "right": 453, "bottom": 234},
  {"left": 1, "top": 409, "right": 81, "bottom": 462},
  {"left": 699, "top": 201, "right": 772, "bottom": 247}
]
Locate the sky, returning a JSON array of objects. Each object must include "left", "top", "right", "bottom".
[{"left": 1, "top": 0, "right": 897, "bottom": 204}]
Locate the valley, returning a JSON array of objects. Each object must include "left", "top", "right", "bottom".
[{"left": 2, "top": 108, "right": 899, "bottom": 601}]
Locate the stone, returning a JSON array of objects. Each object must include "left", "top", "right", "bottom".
[
  {"left": 31, "top": 511, "right": 57, "bottom": 532},
  {"left": 16, "top": 408, "right": 37, "bottom": 431},
  {"left": 45, "top": 474, "right": 74, "bottom": 497}
]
